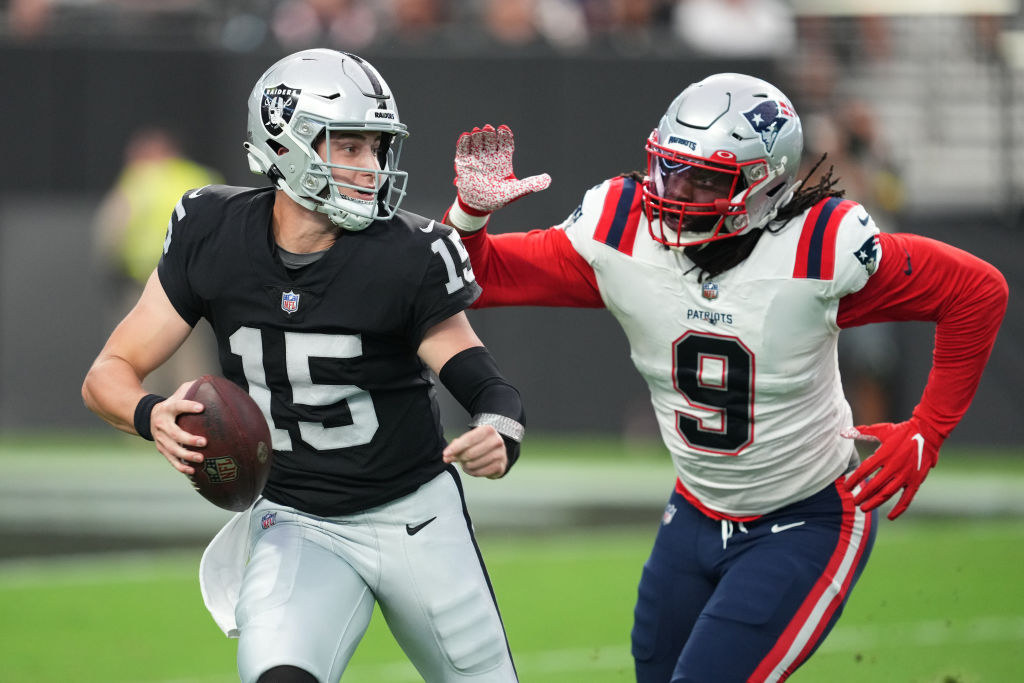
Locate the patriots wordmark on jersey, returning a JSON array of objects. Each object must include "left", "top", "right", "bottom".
[
  {"left": 561, "top": 178, "right": 877, "bottom": 517},
  {"left": 159, "top": 185, "right": 481, "bottom": 516},
  {"left": 462, "top": 172, "right": 1005, "bottom": 521}
]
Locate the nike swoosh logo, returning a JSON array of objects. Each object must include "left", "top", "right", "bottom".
[
  {"left": 406, "top": 517, "right": 437, "bottom": 536},
  {"left": 911, "top": 433, "right": 925, "bottom": 470},
  {"left": 420, "top": 220, "right": 435, "bottom": 233},
  {"left": 771, "top": 521, "right": 806, "bottom": 534},
  {"left": 903, "top": 248, "right": 913, "bottom": 275},
  {"left": 188, "top": 187, "right": 206, "bottom": 199},
  {"left": 858, "top": 213, "right": 870, "bottom": 226}
]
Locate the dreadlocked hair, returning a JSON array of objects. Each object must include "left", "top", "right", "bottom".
[
  {"left": 684, "top": 155, "right": 846, "bottom": 282},
  {"left": 618, "top": 158, "right": 845, "bottom": 282},
  {"left": 772, "top": 154, "right": 845, "bottom": 227}
]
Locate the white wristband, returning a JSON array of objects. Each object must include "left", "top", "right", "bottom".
[
  {"left": 446, "top": 200, "right": 490, "bottom": 233},
  {"left": 470, "top": 413, "right": 525, "bottom": 443}
]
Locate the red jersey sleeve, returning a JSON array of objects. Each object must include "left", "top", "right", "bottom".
[
  {"left": 459, "top": 227, "right": 604, "bottom": 308},
  {"left": 837, "top": 232, "right": 1009, "bottom": 437}
]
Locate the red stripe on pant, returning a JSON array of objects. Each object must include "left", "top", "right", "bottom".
[{"left": 748, "top": 481, "right": 873, "bottom": 682}]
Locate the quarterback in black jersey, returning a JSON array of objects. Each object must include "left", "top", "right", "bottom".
[{"left": 83, "top": 50, "right": 523, "bottom": 683}]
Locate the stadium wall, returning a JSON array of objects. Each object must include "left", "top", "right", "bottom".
[{"left": 0, "top": 46, "right": 1018, "bottom": 446}]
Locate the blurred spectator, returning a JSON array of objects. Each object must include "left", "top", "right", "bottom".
[
  {"left": 797, "top": 14, "right": 892, "bottom": 68},
  {"left": 475, "top": 0, "right": 591, "bottom": 52},
  {"left": 7, "top": 0, "right": 52, "bottom": 40},
  {"left": 973, "top": 13, "right": 1007, "bottom": 62},
  {"left": 481, "top": 0, "right": 541, "bottom": 46},
  {"left": 534, "top": 0, "right": 589, "bottom": 51},
  {"left": 270, "top": 0, "right": 380, "bottom": 50},
  {"left": 92, "top": 126, "right": 222, "bottom": 395},
  {"left": 386, "top": 0, "right": 449, "bottom": 44},
  {"left": 603, "top": 0, "right": 658, "bottom": 53},
  {"left": 671, "top": 0, "right": 795, "bottom": 57}
]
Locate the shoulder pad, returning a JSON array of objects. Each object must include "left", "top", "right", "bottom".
[
  {"left": 592, "top": 176, "right": 644, "bottom": 256},
  {"left": 792, "top": 197, "right": 860, "bottom": 280}
]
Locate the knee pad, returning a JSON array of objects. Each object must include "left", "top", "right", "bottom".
[{"left": 430, "top": 586, "right": 508, "bottom": 673}]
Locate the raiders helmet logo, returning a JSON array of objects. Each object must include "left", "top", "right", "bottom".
[{"left": 261, "top": 84, "right": 301, "bottom": 136}]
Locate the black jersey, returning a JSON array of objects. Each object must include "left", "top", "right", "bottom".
[{"left": 157, "top": 185, "right": 481, "bottom": 515}]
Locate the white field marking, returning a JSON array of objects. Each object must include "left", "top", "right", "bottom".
[
  {"left": 818, "top": 615, "right": 1024, "bottom": 652},
  {"left": 0, "top": 551, "right": 197, "bottom": 589},
  {"left": 149, "top": 618, "right": 1024, "bottom": 683}
]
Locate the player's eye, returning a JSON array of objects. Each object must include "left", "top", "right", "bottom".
[{"left": 659, "top": 156, "right": 688, "bottom": 174}]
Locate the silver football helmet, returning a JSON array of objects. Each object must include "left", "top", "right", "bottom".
[
  {"left": 245, "top": 49, "right": 409, "bottom": 231},
  {"left": 643, "top": 73, "right": 803, "bottom": 247}
]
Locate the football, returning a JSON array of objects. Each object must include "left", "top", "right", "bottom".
[{"left": 177, "top": 375, "right": 273, "bottom": 512}]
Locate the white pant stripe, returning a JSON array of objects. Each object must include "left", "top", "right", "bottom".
[{"left": 766, "top": 503, "right": 867, "bottom": 682}]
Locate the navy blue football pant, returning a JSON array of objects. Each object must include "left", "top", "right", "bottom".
[{"left": 631, "top": 479, "right": 877, "bottom": 683}]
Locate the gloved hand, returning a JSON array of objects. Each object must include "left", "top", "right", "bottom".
[
  {"left": 445, "top": 124, "right": 551, "bottom": 232},
  {"left": 841, "top": 418, "right": 943, "bottom": 520}
]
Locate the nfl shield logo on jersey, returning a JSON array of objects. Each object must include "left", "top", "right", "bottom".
[
  {"left": 662, "top": 503, "right": 677, "bottom": 526},
  {"left": 281, "top": 290, "right": 300, "bottom": 314},
  {"left": 702, "top": 282, "right": 719, "bottom": 300},
  {"left": 261, "top": 512, "right": 277, "bottom": 530}
]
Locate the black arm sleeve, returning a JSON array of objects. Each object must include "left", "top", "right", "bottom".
[{"left": 438, "top": 346, "right": 525, "bottom": 474}]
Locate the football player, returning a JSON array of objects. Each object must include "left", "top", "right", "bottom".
[
  {"left": 82, "top": 49, "right": 524, "bottom": 683},
  {"left": 441, "top": 73, "right": 1008, "bottom": 682}
]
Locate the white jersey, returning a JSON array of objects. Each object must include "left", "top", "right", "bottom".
[{"left": 560, "top": 177, "right": 883, "bottom": 517}]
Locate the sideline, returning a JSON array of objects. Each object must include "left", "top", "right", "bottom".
[{"left": 2, "top": 451, "right": 1023, "bottom": 555}]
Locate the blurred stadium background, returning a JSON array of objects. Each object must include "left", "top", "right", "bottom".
[
  {"left": 1, "top": 0, "right": 1021, "bottom": 443},
  {"left": 1, "top": 1, "right": 1022, "bottom": 680}
]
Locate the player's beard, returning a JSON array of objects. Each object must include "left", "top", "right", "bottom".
[{"left": 660, "top": 208, "right": 724, "bottom": 238}]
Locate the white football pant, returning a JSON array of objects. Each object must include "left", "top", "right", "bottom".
[{"left": 229, "top": 469, "right": 517, "bottom": 682}]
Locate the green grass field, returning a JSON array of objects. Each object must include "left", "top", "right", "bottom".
[{"left": 1, "top": 434, "right": 1022, "bottom": 682}]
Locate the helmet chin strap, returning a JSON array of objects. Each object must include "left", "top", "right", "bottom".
[{"left": 244, "top": 142, "right": 374, "bottom": 231}]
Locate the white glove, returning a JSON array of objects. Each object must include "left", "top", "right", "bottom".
[{"left": 445, "top": 124, "right": 551, "bottom": 232}]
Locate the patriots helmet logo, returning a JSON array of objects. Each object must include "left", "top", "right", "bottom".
[
  {"left": 854, "top": 235, "right": 880, "bottom": 275},
  {"left": 742, "top": 100, "right": 793, "bottom": 154}
]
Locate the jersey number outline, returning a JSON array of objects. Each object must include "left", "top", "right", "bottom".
[
  {"left": 672, "top": 331, "right": 754, "bottom": 455},
  {"left": 431, "top": 232, "right": 476, "bottom": 294},
  {"left": 229, "top": 327, "right": 379, "bottom": 452}
]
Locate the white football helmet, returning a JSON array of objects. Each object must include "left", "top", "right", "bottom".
[
  {"left": 245, "top": 49, "right": 409, "bottom": 231},
  {"left": 643, "top": 73, "right": 803, "bottom": 247}
]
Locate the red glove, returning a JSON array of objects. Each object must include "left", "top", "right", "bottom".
[
  {"left": 841, "top": 418, "right": 943, "bottom": 520},
  {"left": 445, "top": 124, "right": 551, "bottom": 232}
]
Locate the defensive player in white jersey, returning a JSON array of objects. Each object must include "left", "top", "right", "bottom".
[
  {"left": 441, "top": 73, "right": 1008, "bottom": 682},
  {"left": 83, "top": 50, "right": 524, "bottom": 683}
]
